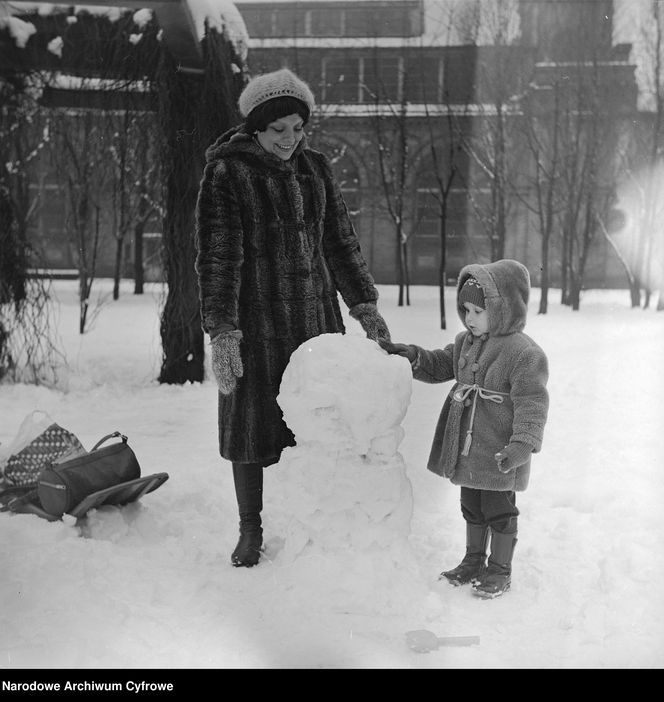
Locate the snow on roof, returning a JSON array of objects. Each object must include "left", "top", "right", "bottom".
[
  {"left": 0, "top": 14, "right": 37, "bottom": 47},
  {"left": 185, "top": 0, "right": 248, "bottom": 58},
  {"left": 1, "top": 1, "right": 249, "bottom": 60}
]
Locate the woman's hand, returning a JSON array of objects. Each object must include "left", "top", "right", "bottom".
[
  {"left": 349, "top": 303, "right": 391, "bottom": 343},
  {"left": 210, "top": 330, "right": 244, "bottom": 394}
]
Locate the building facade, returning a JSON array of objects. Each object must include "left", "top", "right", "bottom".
[
  {"left": 7, "top": 0, "right": 642, "bottom": 288},
  {"left": 234, "top": 0, "right": 640, "bottom": 287}
]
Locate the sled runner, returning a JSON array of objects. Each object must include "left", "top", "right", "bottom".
[
  {"left": 1, "top": 473, "right": 169, "bottom": 520},
  {"left": 1, "top": 420, "right": 169, "bottom": 521},
  {"left": 67, "top": 472, "right": 169, "bottom": 518}
]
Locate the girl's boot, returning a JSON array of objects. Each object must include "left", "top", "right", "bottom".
[
  {"left": 439, "top": 523, "right": 490, "bottom": 585},
  {"left": 231, "top": 462, "right": 263, "bottom": 567},
  {"left": 472, "top": 529, "right": 517, "bottom": 598}
]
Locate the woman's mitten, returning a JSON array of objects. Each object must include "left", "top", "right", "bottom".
[
  {"left": 494, "top": 441, "right": 532, "bottom": 473},
  {"left": 378, "top": 340, "right": 417, "bottom": 363},
  {"left": 210, "top": 330, "right": 244, "bottom": 394},
  {"left": 349, "top": 302, "right": 391, "bottom": 343}
]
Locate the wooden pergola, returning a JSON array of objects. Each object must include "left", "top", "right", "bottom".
[
  {"left": 5, "top": 0, "right": 204, "bottom": 69},
  {"left": 0, "top": 0, "right": 244, "bottom": 384}
]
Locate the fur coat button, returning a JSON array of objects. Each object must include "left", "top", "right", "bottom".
[{"left": 471, "top": 362, "right": 479, "bottom": 371}]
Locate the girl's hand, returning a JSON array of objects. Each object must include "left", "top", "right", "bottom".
[
  {"left": 494, "top": 442, "right": 532, "bottom": 473},
  {"left": 378, "top": 340, "right": 417, "bottom": 363}
]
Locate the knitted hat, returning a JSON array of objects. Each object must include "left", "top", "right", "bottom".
[
  {"left": 238, "top": 68, "right": 316, "bottom": 118},
  {"left": 458, "top": 276, "right": 485, "bottom": 309}
]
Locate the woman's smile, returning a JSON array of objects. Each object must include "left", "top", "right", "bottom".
[{"left": 256, "top": 113, "right": 304, "bottom": 160}]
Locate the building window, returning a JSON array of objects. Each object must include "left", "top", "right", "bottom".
[
  {"left": 412, "top": 166, "right": 483, "bottom": 282},
  {"left": 273, "top": 8, "right": 307, "bottom": 36},
  {"left": 236, "top": 1, "right": 423, "bottom": 39},
  {"left": 323, "top": 55, "right": 360, "bottom": 103},
  {"left": 443, "top": 50, "right": 478, "bottom": 104},
  {"left": 238, "top": 7, "right": 273, "bottom": 37},
  {"left": 310, "top": 8, "right": 343, "bottom": 36},
  {"left": 362, "top": 55, "right": 401, "bottom": 103},
  {"left": 333, "top": 150, "right": 361, "bottom": 219},
  {"left": 404, "top": 54, "right": 441, "bottom": 103},
  {"left": 344, "top": 3, "right": 422, "bottom": 37}
]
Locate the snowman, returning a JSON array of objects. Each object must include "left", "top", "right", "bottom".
[{"left": 265, "top": 333, "right": 429, "bottom": 615}]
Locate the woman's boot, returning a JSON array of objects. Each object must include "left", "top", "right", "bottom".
[
  {"left": 231, "top": 462, "right": 263, "bottom": 567},
  {"left": 439, "top": 523, "right": 490, "bottom": 585},
  {"left": 472, "top": 529, "right": 517, "bottom": 598}
]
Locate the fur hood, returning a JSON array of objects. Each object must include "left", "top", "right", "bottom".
[
  {"left": 204, "top": 124, "right": 310, "bottom": 171},
  {"left": 456, "top": 259, "right": 530, "bottom": 336}
]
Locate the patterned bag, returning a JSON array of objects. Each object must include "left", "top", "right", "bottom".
[{"left": 1, "top": 411, "right": 86, "bottom": 488}]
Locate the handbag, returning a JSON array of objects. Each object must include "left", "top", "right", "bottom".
[
  {"left": 2, "top": 411, "right": 86, "bottom": 488},
  {"left": 37, "top": 431, "right": 141, "bottom": 518}
]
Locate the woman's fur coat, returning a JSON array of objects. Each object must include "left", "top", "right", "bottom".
[
  {"left": 195, "top": 128, "right": 379, "bottom": 465},
  {"left": 412, "top": 259, "right": 549, "bottom": 491}
]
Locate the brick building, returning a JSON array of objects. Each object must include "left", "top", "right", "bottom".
[
  {"left": 3, "top": 0, "right": 642, "bottom": 288},
  {"left": 235, "top": 0, "right": 640, "bottom": 287}
]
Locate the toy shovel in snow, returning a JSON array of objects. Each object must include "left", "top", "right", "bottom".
[{"left": 406, "top": 629, "right": 480, "bottom": 653}]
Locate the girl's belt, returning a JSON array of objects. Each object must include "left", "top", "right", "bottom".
[{"left": 452, "top": 383, "right": 508, "bottom": 456}]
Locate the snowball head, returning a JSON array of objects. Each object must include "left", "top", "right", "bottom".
[{"left": 277, "top": 333, "right": 413, "bottom": 456}]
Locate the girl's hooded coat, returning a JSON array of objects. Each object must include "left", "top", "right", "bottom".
[
  {"left": 412, "top": 259, "right": 549, "bottom": 491},
  {"left": 195, "top": 128, "right": 379, "bottom": 465}
]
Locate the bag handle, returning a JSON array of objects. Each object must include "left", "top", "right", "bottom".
[{"left": 90, "top": 432, "right": 128, "bottom": 452}]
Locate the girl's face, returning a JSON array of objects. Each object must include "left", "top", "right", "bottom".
[
  {"left": 256, "top": 113, "right": 305, "bottom": 161},
  {"left": 463, "top": 302, "right": 489, "bottom": 336}
]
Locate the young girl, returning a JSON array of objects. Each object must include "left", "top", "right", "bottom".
[{"left": 380, "top": 259, "right": 549, "bottom": 598}]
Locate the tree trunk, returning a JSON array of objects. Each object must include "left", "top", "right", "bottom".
[
  {"left": 156, "top": 31, "right": 242, "bottom": 384},
  {"left": 570, "top": 276, "right": 581, "bottom": 311},
  {"left": 396, "top": 224, "right": 410, "bottom": 307},
  {"left": 134, "top": 222, "right": 145, "bottom": 295},
  {"left": 157, "top": 67, "right": 205, "bottom": 384},
  {"left": 438, "top": 208, "right": 447, "bottom": 329},
  {"left": 113, "top": 235, "right": 123, "bottom": 301},
  {"left": 538, "top": 239, "right": 549, "bottom": 314},
  {"left": 133, "top": 188, "right": 150, "bottom": 296}
]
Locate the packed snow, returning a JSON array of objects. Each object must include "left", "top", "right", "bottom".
[{"left": 1, "top": 279, "right": 663, "bottom": 670}]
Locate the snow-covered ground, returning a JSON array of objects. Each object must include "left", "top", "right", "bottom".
[{"left": 1, "top": 279, "right": 663, "bottom": 670}]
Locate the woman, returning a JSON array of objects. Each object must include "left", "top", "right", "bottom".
[{"left": 195, "top": 68, "right": 391, "bottom": 567}]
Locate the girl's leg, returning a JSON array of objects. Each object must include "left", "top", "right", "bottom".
[
  {"left": 473, "top": 490, "right": 519, "bottom": 598},
  {"left": 439, "top": 488, "right": 490, "bottom": 585}
]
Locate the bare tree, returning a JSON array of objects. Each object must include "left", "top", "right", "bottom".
[
  {"left": 418, "top": 103, "right": 467, "bottom": 329},
  {"left": 107, "top": 107, "right": 162, "bottom": 299},
  {"left": 555, "top": 52, "right": 622, "bottom": 309},
  {"left": 51, "top": 108, "right": 109, "bottom": 332},
  {"left": 0, "top": 77, "right": 63, "bottom": 385},
  {"left": 454, "top": 1, "right": 523, "bottom": 263},
  {"left": 520, "top": 75, "right": 563, "bottom": 314},
  {"left": 364, "top": 48, "right": 412, "bottom": 307},
  {"left": 0, "top": 184, "right": 63, "bottom": 385}
]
